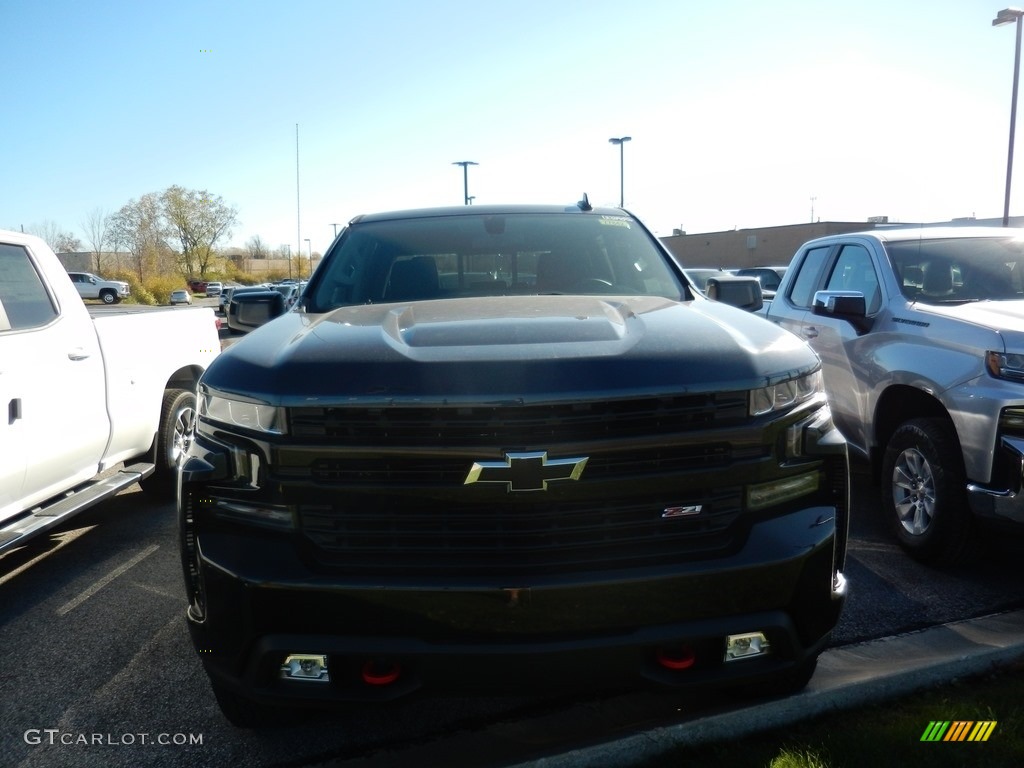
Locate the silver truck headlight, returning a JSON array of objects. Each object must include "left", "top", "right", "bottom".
[
  {"left": 986, "top": 351, "right": 1024, "bottom": 383},
  {"left": 199, "top": 391, "right": 287, "bottom": 434},
  {"left": 749, "top": 369, "right": 823, "bottom": 417}
]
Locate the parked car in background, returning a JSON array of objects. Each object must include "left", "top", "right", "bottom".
[
  {"left": 170, "top": 289, "right": 192, "bottom": 305},
  {"left": 67, "top": 271, "right": 130, "bottom": 304},
  {"left": 205, "top": 282, "right": 223, "bottom": 298},
  {"left": 733, "top": 266, "right": 788, "bottom": 299},
  {"left": 188, "top": 279, "right": 209, "bottom": 294},
  {"left": 270, "top": 282, "right": 302, "bottom": 309},
  {"left": 683, "top": 268, "right": 734, "bottom": 293}
]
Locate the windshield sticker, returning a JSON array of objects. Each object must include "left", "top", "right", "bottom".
[{"left": 599, "top": 216, "right": 631, "bottom": 229}]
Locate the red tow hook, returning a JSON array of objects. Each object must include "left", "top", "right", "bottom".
[
  {"left": 656, "top": 645, "right": 697, "bottom": 670},
  {"left": 361, "top": 659, "right": 401, "bottom": 686}
]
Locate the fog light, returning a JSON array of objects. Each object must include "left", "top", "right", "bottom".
[
  {"left": 724, "top": 632, "right": 771, "bottom": 662},
  {"left": 280, "top": 654, "right": 330, "bottom": 682}
]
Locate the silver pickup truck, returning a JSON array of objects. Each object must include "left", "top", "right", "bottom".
[{"left": 763, "top": 226, "right": 1024, "bottom": 564}]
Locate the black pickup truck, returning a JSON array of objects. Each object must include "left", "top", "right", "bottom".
[{"left": 178, "top": 201, "right": 849, "bottom": 726}]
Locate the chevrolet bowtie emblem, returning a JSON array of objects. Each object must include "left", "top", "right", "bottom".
[{"left": 464, "top": 451, "right": 588, "bottom": 492}]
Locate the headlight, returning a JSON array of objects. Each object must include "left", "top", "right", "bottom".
[
  {"left": 199, "top": 390, "right": 287, "bottom": 434},
  {"left": 986, "top": 351, "right": 1024, "bottom": 383},
  {"left": 749, "top": 369, "right": 823, "bottom": 417}
]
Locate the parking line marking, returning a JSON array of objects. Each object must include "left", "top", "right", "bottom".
[
  {"left": 0, "top": 526, "right": 96, "bottom": 587},
  {"left": 57, "top": 544, "right": 159, "bottom": 616}
]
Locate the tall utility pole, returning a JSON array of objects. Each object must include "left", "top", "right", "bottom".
[
  {"left": 608, "top": 137, "right": 632, "bottom": 207},
  {"left": 994, "top": 8, "right": 1024, "bottom": 226},
  {"left": 452, "top": 161, "right": 478, "bottom": 205},
  {"left": 810, "top": 195, "right": 817, "bottom": 223},
  {"left": 330, "top": 223, "right": 340, "bottom": 238},
  {"left": 296, "top": 123, "right": 302, "bottom": 264}
]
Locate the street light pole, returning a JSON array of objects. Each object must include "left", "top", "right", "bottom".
[
  {"left": 452, "top": 161, "right": 478, "bottom": 205},
  {"left": 608, "top": 136, "right": 632, "bottom": 208},
  {"left": 995, "top": 8, "right": 1024, "bottom": 227}
]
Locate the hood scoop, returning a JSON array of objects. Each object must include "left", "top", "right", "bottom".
[{"left": 381, "top": 298, "right": 636, "bottom": 348}]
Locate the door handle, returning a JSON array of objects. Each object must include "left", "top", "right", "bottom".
[{"left": 68, "top": 348, "right": 91, "bottom": 361}]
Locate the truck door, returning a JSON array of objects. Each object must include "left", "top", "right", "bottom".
[
  {"left": 767, "top": 245, "right": 832, "bottom": 338},
  {"left": 0, "top": 250, "right": 29, "bottom": 523},
  {"left": 0, "top": 243, "right": 108, "bottom": 517},
  {"left": 801, "top": 243, "right": 883, "bottom": 452}
]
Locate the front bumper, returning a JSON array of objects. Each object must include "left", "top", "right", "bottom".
[
  {"left": 183, "top": 503, "right": 846, "bottom": 705},
  {"left": 967, "top": 435, "right": 1024, "bottom": 525}
]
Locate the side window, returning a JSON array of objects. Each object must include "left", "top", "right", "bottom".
[
  {"left": 825, "top": 244, "right": 881, "bottom": 313},
  {"left": 787, "top": 246, "right": 831, "bottom": 308},
  {"left": 0, "top": 244, "right": 59, "bottom": 331}
]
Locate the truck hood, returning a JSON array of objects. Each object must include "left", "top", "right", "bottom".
[
  {"left": 921, "top": 299, "right": 1024, "bottom": 333},
  {"left": 204, "top": 296, "right": 819, "bottom": 404}
]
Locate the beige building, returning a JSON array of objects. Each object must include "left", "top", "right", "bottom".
[
  {"left": 659, "top": 222, "right": 881, "bottom": 271},
  {"left": 659, "top": 215, "right": 1024, "bottom": 271}
]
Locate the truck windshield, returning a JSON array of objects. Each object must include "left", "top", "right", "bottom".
[
  {"left": 887, "top": 237, "right": 1024, "bottom": 304},
  {"left": 305, "top": 212, "right": 685, "bottom": 312}
]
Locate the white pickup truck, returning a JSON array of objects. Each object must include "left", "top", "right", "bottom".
[
  {"left": 0, "top": 229, "right": 221, "bottom": 552},
  {"left": 67, "top": 271, "right": 131, "bottom": 304}
]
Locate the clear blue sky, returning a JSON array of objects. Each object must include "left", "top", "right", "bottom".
[{"left": 2, "top": 0, "right": 1017, "bottom": 255}]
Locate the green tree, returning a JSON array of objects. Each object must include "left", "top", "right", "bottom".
[{"left": 161, "top": 186, "right": 238, "bottom": 279}]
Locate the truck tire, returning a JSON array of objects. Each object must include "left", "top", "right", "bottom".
[
  {"left": 880, "top": 417, "right": 978, "bottom": 565},
  {"left": 140, "top": 388, "right": 196, "bottom": 498},
  {"left": 100, "top": 289, "right": 118, "bottom": 304}
]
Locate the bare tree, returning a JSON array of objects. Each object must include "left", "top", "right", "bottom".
[
  {"left": 27, "top": 220, "right": 82, "bottom": 253},
  {"left": 109, "top": 193, "right": 166, "bottom": 282},
  {"left": 162, "top": 186, "right": 238, "bottom": 278},
  {"left": 82, "top": 207, "right": 110, "bottom": 273},
  {"left": 246, "top": 235, "right": 268, "bottom": 260}
]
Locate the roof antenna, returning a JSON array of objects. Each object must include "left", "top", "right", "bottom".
[{"left": 577, "top": 193, "right": 592, "bottom": 212}]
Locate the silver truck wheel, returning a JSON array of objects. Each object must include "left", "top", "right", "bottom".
[
  {"left": 140, "top": 388, "right": 196, "bottom": 498},
  {"left": 100, "top": 289, "right": 117, "bottom": 304},
  {"left": 891, "top": 445, "right": 935, "bottom": 536},
  {"left": 881, "top": 417, "right": 977, "bottom": 565}
]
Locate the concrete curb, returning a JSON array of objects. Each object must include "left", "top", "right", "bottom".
[{"left": 510, "top": 608, "right": 1024, "bottom": 767}]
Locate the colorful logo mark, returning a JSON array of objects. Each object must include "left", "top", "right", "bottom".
[{"left": 920, "top": 721, "right": 997, "bottom": 742}]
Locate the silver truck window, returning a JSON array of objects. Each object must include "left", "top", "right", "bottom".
[
  {"left": 825, "top": 245, "right": 881, "bottom": 313},
  {"left": 788, "top": 246, "right": 831, "bottom": 308},
  {"left": 888, "top": 237, "right": 1024, "bottom": 303},
  {"left": 0, "top": 244, "right": 58, "bottom": 331}
]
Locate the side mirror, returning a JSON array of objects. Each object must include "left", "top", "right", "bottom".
[
  {"left": 706, "top": 276, "right": 764, "bottom": 312},
  {"left": 812, "top": 290, "right": 873, "bottom": 334},
  {"left": 228, "top": 290, "right": 287, "bottom": 333}
]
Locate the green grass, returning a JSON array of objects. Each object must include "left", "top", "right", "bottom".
[{"left": 640, "top": 664, "right": 1024, "bottom": 768}]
